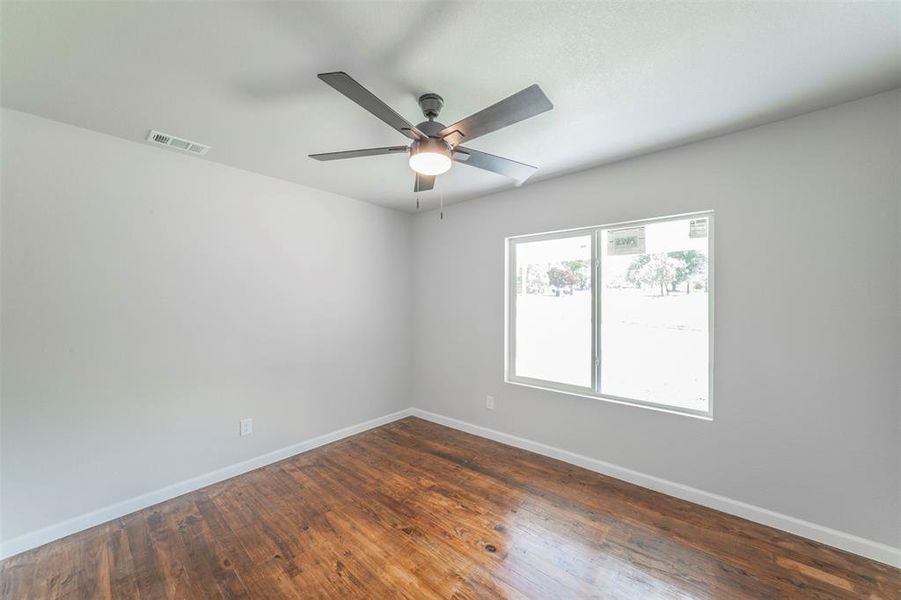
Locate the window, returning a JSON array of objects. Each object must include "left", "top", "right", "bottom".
[{"left": 507, "top": 212, "right": 713, "bottom": 418}]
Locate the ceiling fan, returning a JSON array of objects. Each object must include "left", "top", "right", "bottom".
[{"left": 309, "top": 72, "right": 553, "bottom": 193}]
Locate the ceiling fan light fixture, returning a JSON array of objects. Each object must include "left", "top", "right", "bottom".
[
  {"left": 409, "top": 138, "right": 452, "bottom": 176},
  {"left": 409, "top": 152, "right": 452, "bottom": 176}
]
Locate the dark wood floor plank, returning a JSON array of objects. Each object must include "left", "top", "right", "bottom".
[
  {"left": 334, "top": 435, "right": 617, "bottom": 595},
  {"left": 2, "top": 417, "right": 898, "bottom": 599}
]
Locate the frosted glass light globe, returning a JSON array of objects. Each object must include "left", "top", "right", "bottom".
[{"left": 409, "top": 151, "right": 452, "bottom": 176}]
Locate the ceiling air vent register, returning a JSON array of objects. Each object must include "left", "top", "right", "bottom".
[{"left": 145, "top": 130, "right": 210, "bottom": 155}]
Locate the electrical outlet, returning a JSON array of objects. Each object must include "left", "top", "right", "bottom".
[
  {"left": 240, "top": 418, "right": 253, "bottom": 437},
  {"left": 486, "top": 395, "right": 495, "bottom": 410}
]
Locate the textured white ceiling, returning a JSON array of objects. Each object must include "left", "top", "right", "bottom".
[{"left": 2, "top": 2, "right": 899, "bottom": 212}]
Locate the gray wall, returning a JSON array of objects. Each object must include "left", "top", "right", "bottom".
[
  {"left": 1, "top": 109, "right": 412, "bottom": 541},
  {"left": 3, "top": 90, "right": 899, "bottom": 550},
  {"left": 412, "top": 90, "right": 901, "bottom": 547}
]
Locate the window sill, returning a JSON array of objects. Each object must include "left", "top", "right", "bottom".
[{"left": 504, "top": 377, "right": 713, "bottom": 421}]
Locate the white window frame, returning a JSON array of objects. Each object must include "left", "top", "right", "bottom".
[{"left": 505, "top": 211, "right": 714, "bottom": 420}]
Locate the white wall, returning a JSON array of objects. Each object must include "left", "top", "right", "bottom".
[
  {"left": 412, "top": 90, "right": 901, "bottom": 548},
  {"left": 0, "top": 109, "right": 412, "bottom": 543},
  {"left": 3, "top": 90, "right": 899, "bottom": 558}
]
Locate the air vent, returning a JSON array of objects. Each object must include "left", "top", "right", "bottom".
[{"left": 145, "top": 130, "right": 210, "bottom": 155}]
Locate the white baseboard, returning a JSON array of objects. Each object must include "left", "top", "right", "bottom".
[
  {"left": 0, "top": 408, "right": 414, "bottom": 560},
  {"left": 5, "top": 406, "right": 899, "bottom": 569},
  {"left": 410, "top": 408, "right": 901, "bottom": 568}
]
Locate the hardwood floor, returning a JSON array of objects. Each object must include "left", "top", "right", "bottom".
[{"left": 1, "top": 417, "right": 898, "bottom": 599}]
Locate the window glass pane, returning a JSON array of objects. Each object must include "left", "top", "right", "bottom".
[
  {"left": 600, "top": 217, "right": 710, "bottom": 412},
  {"left": 514, "top": 234, "right": 592, "bottom": 387}
]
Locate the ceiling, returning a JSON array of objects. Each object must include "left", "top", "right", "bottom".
[{"left": 3, "top": 2, "right": 900, "bottom": 212}]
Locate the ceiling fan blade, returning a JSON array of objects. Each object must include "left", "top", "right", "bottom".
[
  {"left": 318, "top": 72, "right": 426, "bottom": 141},
  {"left": 414, "top": 173, "right": 435, "bottom": 192},
  {"left": 453, "top": 146, "right": 537, "bottom": 184},
  {"left": 439, "top": 84, "right": 553, "bottom": 146},
  {"left": 309, "top": 146, "right": 408, "bottom": 161}
]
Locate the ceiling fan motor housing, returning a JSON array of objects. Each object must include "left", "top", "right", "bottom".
[{"left": 415, "top": 119, "right": 446, "bottom": 139}]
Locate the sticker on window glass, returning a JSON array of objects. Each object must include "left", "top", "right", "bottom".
[
  {"left": 689, "top": 218, "right": 708, "bottom": 238},
  {"left": 607, "top": 226, "right": 646, "bottom": 255}
]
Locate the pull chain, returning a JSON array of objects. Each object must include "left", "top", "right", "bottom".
[
  {"left": 416, "top": 193, "right": 420, "bottom": 210},
  {"left": 440, "top": 190, "right": 444, "bottom": 220}
]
